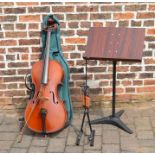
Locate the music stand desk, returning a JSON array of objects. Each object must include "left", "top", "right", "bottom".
[{"left": 83, "top": 27, "right": 145, "bottom": 134}]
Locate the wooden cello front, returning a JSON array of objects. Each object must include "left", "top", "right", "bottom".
[{"left": 24, "top": 18, "right": 67, "bottom": 133}]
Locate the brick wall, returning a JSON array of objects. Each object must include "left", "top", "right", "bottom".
[{"left": 0, "top": 2, "right": 155, "bottom": 110}]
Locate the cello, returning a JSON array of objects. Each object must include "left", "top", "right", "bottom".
[{"left": 19, "top": 18, "right": 67, "bottom": 139}]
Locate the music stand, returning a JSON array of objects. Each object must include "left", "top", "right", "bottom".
[{"left": 83, "top": 27, "right": 145, "bottom": 134}]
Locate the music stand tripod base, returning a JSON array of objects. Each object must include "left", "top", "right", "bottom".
[{"left": 90, "top": 110, "right": 133, "bottom": 134}]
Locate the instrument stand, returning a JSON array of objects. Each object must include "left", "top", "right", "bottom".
[
  {"left": 76, "top": 106, "right": 95, "bottom": 146},
  {"left": 90, "top": 61, "right": 133, "bottom": 134},
  {"left": 76, "top": 60, "right": 95, "bottom": 146}
]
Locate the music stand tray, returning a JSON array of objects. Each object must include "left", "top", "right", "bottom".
[{"left": 83, "top": 27, "right": 145, "bottom": 134}]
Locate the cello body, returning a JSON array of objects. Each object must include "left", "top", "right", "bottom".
[
  {"left": 25, "top": 60, "right": 67, "bottom": 133},
  {"left": 24, "top": 17, "right": 67, "bottom": 133}
]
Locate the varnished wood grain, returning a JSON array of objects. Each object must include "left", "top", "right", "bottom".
[{"left": 83, "top": 27, "right": 145, "bottom": 61}]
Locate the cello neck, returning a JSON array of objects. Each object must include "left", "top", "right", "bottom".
[{"left": 41, "top": 29, "right": 51, "bottom": 85}]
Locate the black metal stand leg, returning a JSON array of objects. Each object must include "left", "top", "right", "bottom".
[
  {"left": 76, "top": 109, "right": 86, "bottom": 146},
  {"left": 86, "top": 109, "right": 95, "bottom": 146},
  {"left": 90, "top": 61, "right": 133, "bottom": 134},
  {"left": 76, "top": 108, "right": 95, "bottom": 146}
]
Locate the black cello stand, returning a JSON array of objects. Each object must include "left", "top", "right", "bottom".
[{"left": 76, "top": 60, "right": 95, "bottom": 146}]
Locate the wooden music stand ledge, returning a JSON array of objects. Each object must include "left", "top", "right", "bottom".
[{"left": 83, "top": 27, "right": 145, "bottom": 134}]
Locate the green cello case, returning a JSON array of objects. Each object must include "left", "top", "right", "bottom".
[{"left": 41, "top": 15, "right": 73, "bottom": 123}]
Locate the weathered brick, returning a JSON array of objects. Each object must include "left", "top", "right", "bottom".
[
  {"left": 126, "top": 87, "right": 135, "bottom": 93},
  {"left": 144, "top": 80, "right": 155, "bottom": 85},
  {"left": 29, "top": 31, "right": 40, "bottom": 38},
  {"left": 144, "top": 20, "right": 154, "bottom": 27},
  {"left": 65, "top": 38, "right": 86, "bottom": 44},
  {"left": 149, "top": 4, "right": 155, "bottom": 10},
  {"left": 106, "top": 21, "right": 117, "bottom": 27},
  {"left": 0, "top": 2, "right": 14, "bottom": 6},
  {"left": 0, "top": 62, "right": 5, "bottom": 68},
  {"left": 61, "top": 30, "right": 74, "bottom": 36},
  {"left": 137, "top": 12, "right": 155, "bottom": 19},
  {"left": 70, "top": 67, "right": 84, "bottom": 73},
  {"left": 28, "top": 23, "right": 39, "bottom": 30},
  {"left": 4, "top": 77, "right": 24, "bottom": 83},
  {"left": 137, "top": 86, "right": 155, "bottom": 93},
  {"left": 145, "top": 66, "right": 155, "bottom": 71},
  {"left": 139, "top": 73, "right": 153, "bottom": 79},
  {"left": 125, "top": 4, "right": 146, "bottom": 11},
  {"left": 131, "top": 20, "right": 141, "bottom": 27},
  {"left": 117, "top": 73, "right": 135, "bottom": 79},
  {"left": 70, "top": 53, "right": 81, "bottom": 59},
  {"left": 52, "top": 6, "right": 74, "bottom": 12},
  {"left": 0, "top": 16, "right": 17, "bottom": 22},
  {"left": 114, "top": 13, "right": 134, "bottom": 20},
  {"left": 90, "top": 13, "right": 111, "bottom": 19},
  {"left": 145, "top": 37, "right": 155, "bottom": 42},
  {"left": 80, "top": 22, "right": 91, "bottom": 28},
  {"left": 19, "top": 39, "right": 40, "bottom": 45},
  {"left": 0, "top": 32, "right": 4, "bottom": 38},
  {"left": 68, "top": 22, "right": 79, "bottom": 28},
  {"left": 16, "top": 2, "right": 39, "bottom": 6},
  {"left": 67, "top": 14, "right": 88, "bottom": 20},
  {"left": 5, "top": 32, "right": 27, "bottom": 38},
  {"left": 4, "top": 90, "right": 26, "bottom": 96},
  {"left": 1, "top": 70, "right": 16, "bottom": 76},
  {"left": 16, "top": 24, "right": 26, "bottom": 30},
  {"left": 122, "top": 80, "right": 132, "bottom": 86},
  {"left": 119, "top": 21, "right": 129, "bottom": 27},
  {"left": 149, "top": 43, "right": 155, "bottom": 49},
  {"left": 133, "top": 80, "right": 143, "bottom": 86},
  {"left": 144, "top": 58, "right": 155, "bottom": 64},
  {"left": 72, "top": 74, "right": 92, "bottom": 80},
  {"left": 77, "top": 45, "right": 86, "bottom": 51},
  {"left": 19, "top": 15, "right": 40, "bottom": 22},
  {"left": 93, "top": 22, "right": 103, "bottom": 27},
  {"left": 88, "top": 67, "right": 106, "bottom": 72},
  {"left": 101, "top": 5, "right": 122, "bottom": 12},
  {"left": 8, "top": 62, "right": 28, "bottom": 68},
  {"left": 147, "top": 29, "right": 155, "bottom": 35},
  {"left": 41, "top": 2, "right": 62, "bottom": 5},
  {"left": 77, "top": 5, "right": 98, "bottom": 12},
  {"left": 77, "top": 30, "right": 89, "bottom": 36},
  {"left": 3, "top": 24, "right": 14, "bottom": 30},
  {"left": 4, "top": 8, "right": 26, "bottom": 14},
  {"left": 0, "top": 40, "right": 17, "bottom": 46},
  {"left": 8, "top": 47, "right": 29, "bottom": 53},
  {"left": 130, "top": 66, "right": 142, "bottom": 72},
  {"left": 28, "top": 6, "right": 50, "bottom": 13},
  {"left": 7, "top": 83, "right": 18, "bottom": 89}
]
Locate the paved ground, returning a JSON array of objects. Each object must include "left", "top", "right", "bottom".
[{"left": 0, "top": 101, "right": 155, "bottom": 153}]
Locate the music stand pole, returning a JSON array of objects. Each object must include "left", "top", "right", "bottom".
[{"left": 90, "top": 60, "right": 133, "bottom": 134}]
